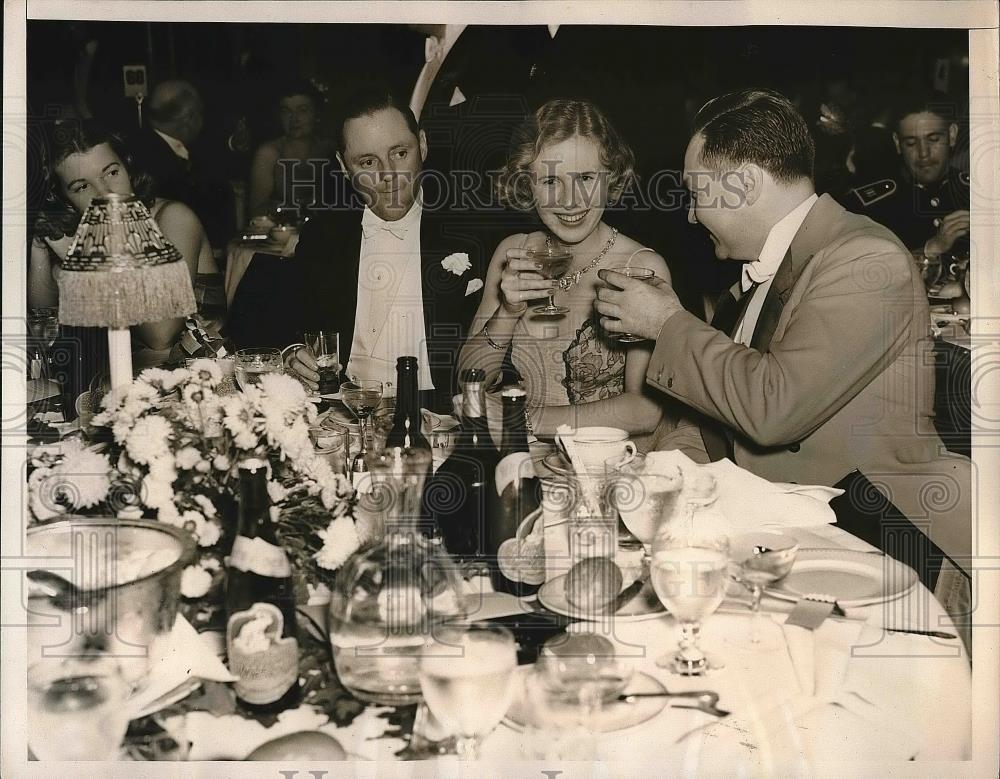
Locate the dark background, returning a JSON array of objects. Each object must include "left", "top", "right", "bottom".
[{"left": 26, "top": 22, "right": 969, "bottom": 303}]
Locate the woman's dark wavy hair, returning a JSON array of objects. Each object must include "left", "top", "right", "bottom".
[
  {"left": 35, "top": 118, "right": 155, "bottom": 241},
  {"left": 498, "top": 99, "right": 636, "bottom": 211}
]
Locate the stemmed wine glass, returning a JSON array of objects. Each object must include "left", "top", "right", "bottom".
[
  {"left": 341, "top": 379, "right": 383, "bottom": 462},
  {"left": 604, "top": 267, "right": 655, "bottom": 342},
  {"left": 650, "top": 528, "right": 730, "bottom": 676},
  {"left": 727, "top": 532, "right": 799, "bottom": 650},
  {"left": 419, "top": 623, "right": 517, "bottom": 760},
  {"left": 530, "top": 240, "right": 574, "bottom": 317}
]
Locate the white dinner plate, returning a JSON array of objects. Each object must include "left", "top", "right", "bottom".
[
  {"left": 537, "top": 575, "right": 666, "bottom": 622},
  {"left": 504, "top": 667, "right": 669, "bottom": 733},
  {"left": 765, "top": 548, "right": 918, "bottom": 608}
]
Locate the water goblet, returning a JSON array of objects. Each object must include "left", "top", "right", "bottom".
[
  {"left": 604, "top": 453, "right": 684, "bottom": 551},
  {"left": 419, "top": 623, "right": 518, "bottom": 760},
  {"left": 650, "top": 528, "right": 730, "bottom": 676},
  {"left": 28, "top": 654, "right": 131, "bottom": 761},
  {"left": 234, "top": 347, "right": 283, "bottom": 391},
  {"left": 727, "top": 532, "right": 799, "bottom": 650},
  {"left": 603, "top": 267, "right": 656, "bottom": 342},
  {"left": 529, "top": 239, "right": 574, "bottom": 317}
]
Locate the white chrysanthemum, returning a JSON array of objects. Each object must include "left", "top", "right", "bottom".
[
  {"left": 221, "top": 396, "right": 259, "bottom": 450},
  {"left": 125, "top": 415, "right": 172, "bottom": 465},
  {"left": 195, "top": 517, "right": 222, "bottom": 547},
  {"left": 56, "top": 440, "right": 112, "bottom": 508},
  {"left": 180, "top": 564, "right": 213, "bottom": 598},
  {"left": 192, "top": 493, "right": 218, "bottom": 517},
  {"left": 160, "top": 368, "right": 190, "bottom": 391},
  {"left": 174, "top": 446, "right": 201, "bottom": 470},
  {"left": 189, "top": 358, "right": 223, "bottom": 387},
  {"left": 313, "top": 515, "right": 361, "bottom": 571},
  {"left": 28, "top": 468, "right": 65, "bottom": 522},
  {"left": 267, "top": 479, "right": 289, "bottom": 503},
  {"left": 182, "top": 383, "right": 211, "bottom": 408},
  {"left": 259, "top": 372, "right": 308, "bottom": 416},
  {"left": 111, "top": 419, "right": 132, "bottom": 444},
  {"left": 158, "top": 501, "right": 182, "bottom": 527},
  {"left": 213, "top": 454, "right": 231, "bottom": 471}
]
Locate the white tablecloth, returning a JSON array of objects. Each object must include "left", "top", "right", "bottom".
[
  {"left": 477, "top": 522, "right": 972, "bottom": 769},
  {"left": 172, "top": 521, "right": 970, "bottom": 768}
]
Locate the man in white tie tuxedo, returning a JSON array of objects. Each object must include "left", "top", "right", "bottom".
[
  {"left": 282, "top": 85, "right": 504, "bottom": 412},
  {"left": 594, "top": 89, "right": 969, "bottom": 567}
]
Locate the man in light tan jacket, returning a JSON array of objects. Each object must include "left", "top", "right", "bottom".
[{"left": 595, "top": 89, "right": 970, "bottom": 577}]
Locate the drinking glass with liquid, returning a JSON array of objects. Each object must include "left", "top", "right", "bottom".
[
  {"left": 234, "top": 347, "right": 284, "bottom": 390},
  {"left": 303, "top": 330, "right": 340, "bottom": 396}
]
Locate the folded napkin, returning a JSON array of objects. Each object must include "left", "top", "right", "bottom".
[
  {"left": 645, "top": 450, "right": 841, "bottom": 534},
  {"left": 778, "top": 619, "right": 921, "bottom": 760},
  {"left": 128, "top": 614, "right": 236, "bottom": 719}
]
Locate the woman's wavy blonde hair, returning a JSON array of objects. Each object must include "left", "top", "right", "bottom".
[{"left": 498, "top": 99, "right": 636, "bottom": 211}]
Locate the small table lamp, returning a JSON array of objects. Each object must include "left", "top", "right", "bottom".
[{"left": 56, "top": 194, "right": 196, "bottom": 388}]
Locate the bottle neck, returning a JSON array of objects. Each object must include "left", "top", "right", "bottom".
[
  {"left": 389, "top": 360, "right": 427, "bottom": 448},
  {"left": 460, "top": 381, "right": 492, "bottom": 448},
  {"left": 500, "top": 398, "right": 530, "bottom": 457},
  {"left": 236, "top": 461, "right": 277, "bottom": 544}
]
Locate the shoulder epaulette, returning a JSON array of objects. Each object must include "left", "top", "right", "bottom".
[{"left": 849, "top": 179, "right": 896, "bottom": 207}]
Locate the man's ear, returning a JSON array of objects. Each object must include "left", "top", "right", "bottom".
[
  {"left": 418, "top": 129, "right": 428, "bottom": 163},
  {"left": 336, "top": 152, "right": 348, "bottom": 176},
  {"left": 741, "top": 164, "right": 764, "bottom": 207},
  {"left": 948, "top": 123, "right": 959, "bottom": 148},
  {"left": 892, "top": 132, "right": 901, "bottom": 155}
]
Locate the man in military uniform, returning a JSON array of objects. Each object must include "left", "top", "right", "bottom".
[{"left": 844, "top": 90, "right": 969, "bottom": 269}]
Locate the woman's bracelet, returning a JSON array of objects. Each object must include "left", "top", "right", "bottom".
[{"left": 483, "top": 325, "right": 510, "bottom": 352}]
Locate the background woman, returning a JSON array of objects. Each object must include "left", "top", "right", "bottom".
[
  {"left": 28, "top": 119, "right": 210, "bottom": 368},
  {"left": 247, "top": 78, "right": 334, "bottom": 218},
  {"left": 458, "top": 99, "right": 668, "bottom": 441}
]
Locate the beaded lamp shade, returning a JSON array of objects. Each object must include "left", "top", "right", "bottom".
[{"left": 56, "top": 194, "right": 196, "bottom": 329}]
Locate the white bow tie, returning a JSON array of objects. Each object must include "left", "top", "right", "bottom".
[
  {"left": 362, "top": 221, "right": 408, "bottom": 240},
  {"left": 741, "top": 260, "right": 774, "bottom": 293}
]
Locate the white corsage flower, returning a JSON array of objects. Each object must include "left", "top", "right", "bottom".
[{"left": 441, "top": 252, "right": 471, "bottom": 276}]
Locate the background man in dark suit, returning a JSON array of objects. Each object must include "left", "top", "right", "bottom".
[
  {"left": 285, "top": 86, "right": 501, "bottom": 412},
  {"left": 130, "top": 79, "right": 235, "bottom": 247}
]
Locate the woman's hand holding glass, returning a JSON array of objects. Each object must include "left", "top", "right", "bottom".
[{"left": 500, "top": 247, "right": 561, "bottom": 315}]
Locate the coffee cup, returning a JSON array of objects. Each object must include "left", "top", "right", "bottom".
[{"left": 557, "top": 426, "right": 636, "bottom": 473}]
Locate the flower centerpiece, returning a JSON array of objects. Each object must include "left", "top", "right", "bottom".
[{"left": 27, "top": 360, "right": 367, "bottom": 602}]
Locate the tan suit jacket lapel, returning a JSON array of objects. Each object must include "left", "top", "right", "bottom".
[{"left": 749, "top": 194, "right": 842, "bottom": 352}]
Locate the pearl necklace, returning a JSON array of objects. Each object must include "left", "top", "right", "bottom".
[{"left": 549, "top": 227, "right": 619, "bottom": 291}]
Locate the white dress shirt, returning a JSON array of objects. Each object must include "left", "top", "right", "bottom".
[
  {"left": 734, "top": 193, "right": 818, "bottom": 345},
  {"left": 348, "top": 202, "right": 435, "bottom": 394},
  {"left": 154, "top": 128, "right": 190, "bottom": 161},
  {"left": 409, "top": 24, "right": 467, "bottom": 120}
]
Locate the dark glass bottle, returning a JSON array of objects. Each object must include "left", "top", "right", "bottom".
[
  {"left": 225, "top": 458, "right": 301, "bottom": 714},
  {"left": 486, "top": 387, "right": 541, "bottom": 596},
  {"left": 426, "top": 368, "right": 500, "bottom": 558},
  {"left": 385, "top": 356, "right": 431, "bottom": 452}
]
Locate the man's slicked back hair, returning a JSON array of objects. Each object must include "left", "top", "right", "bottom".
[{"left": 691, "top": 89, "right": 815, "bottom": 183}]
